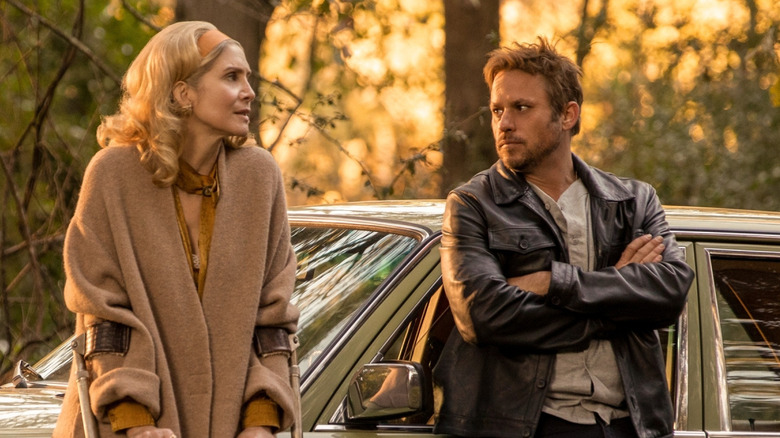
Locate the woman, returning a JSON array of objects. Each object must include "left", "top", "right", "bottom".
[{"left": 53, "top": 21, "right": 299, "bottom": 438}]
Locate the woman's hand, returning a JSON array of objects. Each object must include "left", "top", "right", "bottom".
[
  {"left": 237, "top": 426, "right": 276, "bottom": 438},
  {"left": 126, "top": 425, "right": 177, "bottom": 438}
]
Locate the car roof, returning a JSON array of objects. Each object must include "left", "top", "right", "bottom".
[
  {"left": 664, "top": 205, "right": 780, "bottom": 241},
  {"left": 288, "top": 200, "right": 446, "bottom": 234},
  {"left": 288, "top": 200, "right": 780, "bottom": 242}
]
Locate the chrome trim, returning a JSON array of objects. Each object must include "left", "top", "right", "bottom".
[
  {"left": 314, "top": 423, "right": 435, "bottom": 433},
  {"left": 312, "top": 424, "right": 348, "bottom": 432},
  {"left": 675, "top": 245, "right": 690, "bottom": 430},
  {"left": 703, "top": 248, "right": 780, "bottom": 258},
  {"left": 706, "top": 433, "right": 780, "bottom": 437},
  {"left": 675, "top": 302, "right": 689, "bottom": 430},
  {"left": 0, "top": 430, "right": 55, "bottom": 437},
  {"left": 701, "top": 247, "right": 780, "bottom": 431},
  {"left": 289, "top": 215, "right": 433, "bottom": 241},
  {"left": 704, "top": 247, "right": 733, "bottom": 432},
  {"left": 672, "top": 230, "right": 780, "bottom": 243},
  {"left": 298, "top": 233, "right": 442, "bottom": 394}
]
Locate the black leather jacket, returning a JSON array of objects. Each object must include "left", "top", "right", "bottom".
[{"left": 434, "top": 156, "right": 694, "bottom": 438}]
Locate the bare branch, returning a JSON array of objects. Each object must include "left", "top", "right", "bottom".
[
  {"left": 260, "top": 76, "right": 304, "bottom": 105},
  {"left": 3, "top": 233, "right": 65, "bottom": 258},
  {"left": 120, "top": 0, "right": 162, "bottom": 32},
  {"left": 22, "top": 1, "right": 83, "bottom": 209},
  {"left": 5, "top": 0, "right": 122, "bottom": 85},
  {"left": 258, "top": 75, "right": 305, "bottom": 153},
  {"left": 0, "top": 155, "right": 42, "bottom": 335},
  {"left": 301, "top": 115, "right": 380, "bottom": 197}
]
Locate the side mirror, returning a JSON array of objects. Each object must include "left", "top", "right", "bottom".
[
  {"left": 346, "top": 361, "right": 430, "bottom": 421},
  {"left": 11, "top": 360, "right": 42, "bottom": 388}
]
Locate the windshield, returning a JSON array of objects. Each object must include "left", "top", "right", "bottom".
[
  {"left": 290, "top": 225, "right": 419, "bottom": 375},
  {"left": 23, "top": 224, "right": 420, "bottom": 385}
]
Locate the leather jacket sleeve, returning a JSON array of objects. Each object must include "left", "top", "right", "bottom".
[
  {"left": 441, "top": 190, "right": 616, "bottom": 352},
  {"left": 441, "top": 174, "right": 694, "bottom": 352},
  {"left": 547, "top": 183, "right": 694, "bottom": 329}
]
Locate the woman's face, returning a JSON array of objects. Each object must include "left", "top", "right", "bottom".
[{"left": 186, "top": 43, "right": 255, "bottom": 140}]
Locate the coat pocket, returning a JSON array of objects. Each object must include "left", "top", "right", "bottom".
[
  {"left": 488, "top": 226, "right": 555, "bottom": 253},
  {"left": 488, "top": 227, "right": 558, "bottom": 277}
]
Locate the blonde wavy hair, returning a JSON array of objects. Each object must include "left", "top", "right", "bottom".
[{"left": 97, "top": 21, "right": 255, "bottom": 187}]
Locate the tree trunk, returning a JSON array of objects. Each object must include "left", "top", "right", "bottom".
[
  {"left": 441, "top": 0, "right": 500, "bottom": 195},
  {"left": 575, "top": 0, "right": 609, "bottom": 67},
  {"left": 175, "top": 0, "right": 277, "bottom": 133}
]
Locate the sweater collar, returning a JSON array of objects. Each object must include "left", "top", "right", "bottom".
[{"left": 175, "top": 146, "right": 222, "bottom": 203}]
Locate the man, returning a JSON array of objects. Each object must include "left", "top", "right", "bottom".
[{"left": 434, "top": 38, "right": 694, "bottom": 438}]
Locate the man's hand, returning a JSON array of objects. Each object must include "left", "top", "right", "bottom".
[
  {"left": 505, "top": 235, "right": 664, "bottom": 294},
  {"left": 506, "top": 271, "right": 551, "bottom": 296},
  {"left": 615, "top": 234, "right": 664, "bottom": 269}
]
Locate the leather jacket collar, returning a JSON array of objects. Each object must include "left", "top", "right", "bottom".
[{"left": 489, "top": 154, "right": 636, "bottom": 205}]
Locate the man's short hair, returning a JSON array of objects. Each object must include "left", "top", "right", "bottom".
[{"left": 483, "top": 37, "right": 583, "bottom": 135}]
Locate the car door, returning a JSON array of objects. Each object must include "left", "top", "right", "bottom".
[
  {"left": 279, "top": 237, "right": 447, "bottom": 438},
  {"left": 690, "top": 241, "right": 780, "bottom": 437},
  {"left": 286, "top": 239, "right": 707, "bottom": 438}
]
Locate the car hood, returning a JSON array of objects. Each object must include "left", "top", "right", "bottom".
[{"left": 0, "top": 385, "right": 61, "bottom": 436}]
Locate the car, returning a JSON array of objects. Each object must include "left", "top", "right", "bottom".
[{"left": 3, "top": 200, "right": 780, "bottom": 437}]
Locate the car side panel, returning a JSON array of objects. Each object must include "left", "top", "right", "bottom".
[{"left": 302, "top": 246, "right": 443, "bottom": 433}]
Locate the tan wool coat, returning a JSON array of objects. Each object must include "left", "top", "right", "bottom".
[{"left": 53, "top": 145, "right": 299, "bottom": 437}]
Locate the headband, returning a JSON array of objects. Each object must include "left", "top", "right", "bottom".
[{"left": 197, "top": 29, "right": 231, "bottom": 57}]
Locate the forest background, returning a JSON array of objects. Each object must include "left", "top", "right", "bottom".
[{"left": 1, "top": 0, "right": 780, "bottom": 374}]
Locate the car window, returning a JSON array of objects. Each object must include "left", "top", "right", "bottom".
[
  {"left": 290, "top": 225, "right": 419, "bottom": 375},
  {"left": 364, "top": 286, "right": 452, "bottom": 426},
  {"left": 387, "top": 287, "right": 452, "bottom": 373},
  {"left": 711, "top": 254, "right": 780, "bottom": 432}
]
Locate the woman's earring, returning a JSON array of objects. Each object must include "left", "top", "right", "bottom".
[{"left": 178, "top": 104, "right": 193, "bottom": 116}]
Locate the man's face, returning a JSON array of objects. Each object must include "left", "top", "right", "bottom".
[{"left": 490, "top": 69, "right": 567, "bottom": 173}]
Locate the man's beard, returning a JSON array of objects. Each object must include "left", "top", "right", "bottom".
[{"left": 498, "top": 132, "right": 563, "bottom": 173}]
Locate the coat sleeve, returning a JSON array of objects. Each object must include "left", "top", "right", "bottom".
[
  {"left": 547, "top": 184, "right": 694, "bottom": 329},
  {"left": 441, "top": 190, "right": 615, "bottom": 352},
  {"left": 63, "top": 152, "right": 161, "bottom": 421},
  {"left": 241, "top": 159, "right": 300, "bottom": 431}
]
